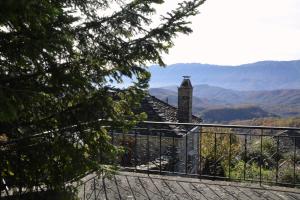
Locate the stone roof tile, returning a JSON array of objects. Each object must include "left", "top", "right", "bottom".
[{"left": 137, "top": 95, "right": 202, "bottom": 137}]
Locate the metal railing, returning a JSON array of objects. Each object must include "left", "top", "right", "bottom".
[
  {"left": 1, "top": 121, "right": 300, "bottom": 198},
  {"left": 111, "top": 121, "right": 300, "bottom": 187}
]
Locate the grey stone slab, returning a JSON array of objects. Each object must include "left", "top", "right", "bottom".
[
  {"left": 183, "top": 183, "right": 206, "bottom": 200},
  {"left": 103, "top": 176, "right": 123, "bottom": 200},
  {"left": 114, "top": 175, "right": 135, "bottom": 200},
  {"left": 284, "top": 193, "right": 300, "bottom": 200},
  {"left": 233, "top": 186, "right": 263, "bottom": 200},
  {"left": 191, "top": 183, "right": 222, "bottom": 200},
  {"left": 77, "top": 172, "right": 300, "bottom": 200},
  {"left": 136, "top": 176, "right": 164, "bottom": 199},
  {"left": 217, "top": 185, "right": 243, "bottom": 200},
  {"left": 149, "top": 177, "right": 178, "bottom": 199},
  {"left": 123, "top": 175, "right": 151, "bottom": 200}
]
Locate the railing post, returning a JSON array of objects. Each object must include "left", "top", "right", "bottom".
[
  {"left": 172, "top": 136, "right": 175, "bottom": 173},
  {"left": 198, "top": 126, "right": 202, "bottom": 178},
  {"left": 244, "top": 134, "right": 247, "bottom": 181},
  {"left": 214, "top": 132, "right": 217, "bottom": 178},
  {"left": 110, "top": 130, "right": 116, "bottom": 167},
  {"left": 147, "top": 128, "right": 150, "bottom": 174},
  {"left": 159, "top": 131, "right": 162, "bottom": 174},
  {"left": 185, "top": 133, "right": 188, "bottom": 175},
  {"left": 134, "top": 130, "right": 137, "bottom": 170},
  {"left": 293, "top": 137, "right": 296, "bottom": 186},
  {"left": 260, "top": 129, "right": 263, "bottom": 186},
  {"left": 111, "top": 130, "right": 115, "bottom": 146},
  {"left": 276, "top": 135, "right": 279, "bottom": 184},
  {"left": 228, "top": 133, "right": 232, "bottom": 180}
]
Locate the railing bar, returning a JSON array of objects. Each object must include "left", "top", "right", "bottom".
[
  {"left": 113, "top": 131, "right": 299, "bottom": 138},
  {"left": 132, "top": 128, "right": 186, "bottom": 132},
  {"left": 140, "top": 121, "right": 300, "bottom": 131},
  {"left": 5, "top": 124, "right": 300, "bottom": 148},
  {"left": 111, "top": 132, "right": 181, "bottom": 139},
  {"left": 172, "top": 136, "right": 175, "bottom": 173},
  {"left": 3, "top": 120, "right": 300, "bottom": 146},
  {"left": 276, "top": 135, "right": 279, "bottom": 184},
  {"left": 228, "top": 133, "right": 232, "bottom": 180},
  {"left": 111, "top": 130, "right": 115, "bottom": 145},
  {"left": 160, "top": 131, "right": 162, "bottom": 174},
  {"left": 147, "top": 129, "right": 150, "bottom": 174},
  {"left": 214, "top": 132, "right": 217, "bottom": 179},
  {"left": 135, "top": 130, "right": 137, "bottom": 170},
  {"left": 260, "top": 129, "right": 263, "bottom": 186},
  {"left": 293, "top": 137, "right": 296, "bottom": 186},
  {"left": 185, "top": 133, "right": 188, "bottom": 175},
  {"left": 199, "top": 126, "right": 202, "bottom": 178},
  {"left": 244, "top": 135, "right": 247, "bottom": 181}
]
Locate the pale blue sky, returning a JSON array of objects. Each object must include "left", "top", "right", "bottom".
[{"left": 160, "top": 0, "right": 300, "bottom": 65}]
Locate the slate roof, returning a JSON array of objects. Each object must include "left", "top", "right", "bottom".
[
  {"left": 135, "top": 95, "right": 202, "bottom": 137},
  {"left": 77, "top": 171, "right": 300, "bottom": 200}
]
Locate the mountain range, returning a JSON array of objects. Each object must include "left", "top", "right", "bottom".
[
  {"left": 148, "top": 60, "right": 300, "bottom": 91},
  {"left": 147, "top": 60, "right": 300, "bottom": 122}
]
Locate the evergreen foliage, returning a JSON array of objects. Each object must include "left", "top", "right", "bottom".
[{"left": 0, "top": 0, "right": 205, "bottom": 193}]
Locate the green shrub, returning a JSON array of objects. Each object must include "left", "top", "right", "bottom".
[
  {"left": 279, "top": 165, "right": 300, "bottom": 184},
  {"left": 226, "top": 160, "right": 274, "bottom": 181}
]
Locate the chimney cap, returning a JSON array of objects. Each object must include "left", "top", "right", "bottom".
[{"left": 180, "top": 76, "right": 193, "bottom": 88}]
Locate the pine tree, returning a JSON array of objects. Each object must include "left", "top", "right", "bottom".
[{"left": 0, "top": 0, "right": 205, "bottom": 192}]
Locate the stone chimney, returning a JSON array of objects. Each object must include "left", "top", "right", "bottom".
[{"left": 178, "top": 76, "right": 193, "bottom": 123}]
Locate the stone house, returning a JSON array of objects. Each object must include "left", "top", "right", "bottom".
[{"left": 115, "top": 77, "right": 202, "bottom": 174}]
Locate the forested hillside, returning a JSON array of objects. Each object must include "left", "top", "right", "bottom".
[
  {"left": 231, "top": 117, "right": 300, "bottom": 127},
  {"left": 150, "top": 85, "right": 300, "bottom": 121}
]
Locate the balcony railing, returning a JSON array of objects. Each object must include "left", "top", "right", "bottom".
[
  {"left": 111, "top": 121, "right": 300, "bottom": 187},
  {"left": 1, "top": 121, "right": 300, "bottom": 198}
]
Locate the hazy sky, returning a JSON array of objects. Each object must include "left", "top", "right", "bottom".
[{"left": 160, "top": 0, "right": 300, "bottom": 65}]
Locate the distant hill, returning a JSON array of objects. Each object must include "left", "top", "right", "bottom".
[
  {"left": 149, "top": 60, "right": 300, "bottom": 90},
  {"left": 200, "top": 106, "right": 277, "bottom": 123},
  {"left": 160, "top": 84, "right": 300, "bottom": 108},
  {"left": 150, "top": 85, "right": 300, "bottom": 117},
  {"left": 231, "top": 117, "right": 300, "bottom": 127},
  {"left": 149, "top": 88, "right": 276, "bottom": 122}
]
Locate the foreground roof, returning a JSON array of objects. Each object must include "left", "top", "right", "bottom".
[{"left": 78, "top": 171, "right": 300, "bottom": 200}]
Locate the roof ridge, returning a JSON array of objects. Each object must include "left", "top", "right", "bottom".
[
  {"left": 148, "top": 95, "right": 201, "bottom": 122},
  {"left": 149, "top": 95, "right": 178, "bottom": 110}
]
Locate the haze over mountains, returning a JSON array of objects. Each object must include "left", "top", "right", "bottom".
[
  {"left": 149, "top": 60, "right": 300, "bottom": 91},
  {"left": 148, "top": 60, "right": 300, "bottom": 122}
]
